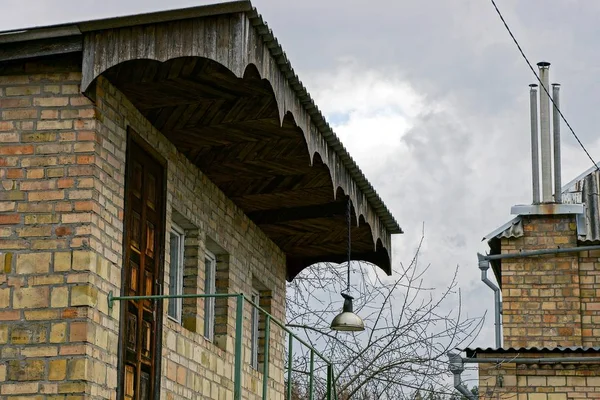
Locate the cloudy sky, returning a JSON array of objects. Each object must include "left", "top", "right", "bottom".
[{"left": 4, "top": 0, "right": 600, "bottom": 350}]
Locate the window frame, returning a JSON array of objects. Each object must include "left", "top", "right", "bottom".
[
  {"left": 250, "top": 288, "right": 260, "bottom": 370},
  {"left": 204, "top": 250, "right": 217, "bottom": 341},
  {"left": 167, "top": 223, "right": 185, "bottom": 323}
]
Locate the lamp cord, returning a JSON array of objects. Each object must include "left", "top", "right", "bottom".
[{"left": 347, "top": 198, "right": 351, "bottom": 293}]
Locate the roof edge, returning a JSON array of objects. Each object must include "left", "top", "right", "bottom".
[
  {"left": 246, "top": 9, "right": 402, "bottom": 234},
  {"left": 0, "top": 1, "right": 252, "bottom": 44}
]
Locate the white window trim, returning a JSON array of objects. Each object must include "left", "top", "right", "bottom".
[
  {"left": 168, "top": 223, "right": 185, "bottom": 323},
  {"left": 250, "top": 288, "right": 260, "bottom": 370},
  {"left": 204, "top": 250, "right": 217, "bottom": 341}
]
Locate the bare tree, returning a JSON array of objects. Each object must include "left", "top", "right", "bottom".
[{"left": 285, "top": 233, "right": 483, "bottom": 399}]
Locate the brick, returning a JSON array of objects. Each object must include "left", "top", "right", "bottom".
[
  {"left": 0, "top": 213, "right": 20, "bottom": 224},
  {"left": 71, "top": 285, "right": 98, "bottom": 307},
  {"left": 21, "top": 132, "right": 57, "bottom": 142},
  {"left": 0, "top": 201, "right": 16, "bottom": 212},
  {"left": 0, "top": 121, "right": 15, "bottom": 131},
  {"left": 34, "top": 96, "right": 70, "bottom": 107},
  {"left": 51, "top": 286, "right": 69, "bottom": 308},
  {"left": 49, "top": 322, "right": 67, "bottom": 343},
  {"left": 54, "top": 252, "right": 72, "bottom": 272},
  {"left": 6, "top": 168, "right": 24, "bottom": 178},
  {"left": 13, "top": 287, "right": 50, "bottom": 309},
  {"left": 67, "top": 358, "right": 87, "bottom": 380},
  {"left": 55, "top": 226, "right": 73, "bottom": 237},
  {"left": 48, "top": 359, "right": 67, "bottom": 381},
  {"left": 0, "top": 132, "right": 19, "bottom": 142},
  {"left": 0, "top": 288, "right": 10, "bottom": 308},
  {"left": 16, "top": 252, "right": 51, "bottom": 274},
  {"left": 7, "top": 359, "right": 45, "bottom": 381},
  {"left": 47, "top": 167, "right": 65, "bottom": 178},
  {"left": 2, "top": 109, "right": 38, "bottom": 119},
  {"left": 37, "top": 120, "right": 73, "bottom": 130},
  {"left": 0, "top": 190, "right": 25, "bottom": 201},
  {"left": 5, "top": 86, "right": 41, "bottom": 96},
  {"left": 22, "top": 346, "right": 58, "bottom": 357},
  {"left": 20, "top": 180, "right": 56, "bottom": 190},
  {"left": 0, "top": 310, "right": 20, "bottom": 320},
  {"left": 0, "top": 324, "right": 7, "bottom": 344},
  {"left": 61, "top": 213, "right": 92, "bottom": 223},
  {"left": 28, "top": 190, "right": 64, "bottom": 201},
  {"left": 0, "top": 144, "right": 34, "bottom": 155},
  {"left": 69, "top": 321, "right": 88, "bottom": 342},
  {"left": 37, "top": 143, "right": 72, "bottom": 154},
  {"left": 21, "top": 156, "right": 57, "bottom": 167},
  {"left": 0, "top": 97, "right": 31, "bottom": 108},
  {"left": 24, "top": 213, "right": 57, "bottom": 224},
  {"left": 23, "top": 309, "right": 61, "bottom": 320},
  {"left": 18, "top": 226, "right": 52, "bottom": 238},
  {"left": 26, "top": 168, "right": 45, "bottom": 179},
  {"left": 31, "top": 238, "right": 68, "bottom": 250},
  {"left": 0, "top": 382, "right": 40, "bottom": 395}
]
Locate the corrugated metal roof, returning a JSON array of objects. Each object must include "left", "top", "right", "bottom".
[
  {"left": 465, "top": 346, "right": 600, "bottom": 358},
  {"left": 485, "top": 164, "right": 600, "bottom": 244},
  {"left": 0, "top": 1, "right": 402, "bottom": 235}
]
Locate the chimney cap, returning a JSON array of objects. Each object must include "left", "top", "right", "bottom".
[
  {"left": 552, "top": 83, "right": 561, "bottom": 87},
  {"left": 529, "top": 83, "right": 538, "bottom": 88},
  {"left": 537, "top": 61, "right": 551, "bottom": 67}
]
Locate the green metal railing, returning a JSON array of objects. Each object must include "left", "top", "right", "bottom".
[{"left": 108, "top": 291, "right": 338, "bottom": 400}]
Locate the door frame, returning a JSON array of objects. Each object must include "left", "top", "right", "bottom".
[{"left": 116, "top": 127, "right": 168, "bottom": 400}]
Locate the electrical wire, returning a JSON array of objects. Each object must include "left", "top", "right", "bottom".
[{"left": 489, "top": 0, "right": 599, "bottom": 171}]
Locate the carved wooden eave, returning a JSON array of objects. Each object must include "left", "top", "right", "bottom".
[{"left": 0, "top": 1, "right": 402, "bottom": 280}]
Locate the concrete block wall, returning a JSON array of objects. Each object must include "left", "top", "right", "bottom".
[{"left": 0, "top": 56, "right": 288, "bottom": 399}]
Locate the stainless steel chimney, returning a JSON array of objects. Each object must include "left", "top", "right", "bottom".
[
  {"left": 529, "top": 84, "right": 540, "bottom": 204},
  {"left": 537, "top": 61, "right": 553, "bottom": 202},
  {"left": 552, "top": 83, "right": 562, "bottom": 203}
]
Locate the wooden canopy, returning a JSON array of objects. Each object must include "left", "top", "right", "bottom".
[{"left": 0, "top": 1, "right": 402, "bottom": 280}]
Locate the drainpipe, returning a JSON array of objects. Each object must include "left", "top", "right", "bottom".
[
  {"left": 448, "top": 353, "right": 478, "bottom": 400},
  {"left": 477, "top": 253, "right": 502, "bottom": 349}
]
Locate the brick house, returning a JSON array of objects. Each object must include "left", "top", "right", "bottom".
[
  {"left": 455, "top": 72, "right": 600, "bottom": 399},
  {"left": 0, "top": 2, "right": 402, "bottom": 399}
]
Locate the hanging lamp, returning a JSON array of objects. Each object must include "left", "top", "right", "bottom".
[{"left": 330, "top": 198, "right": 365, "bottom": 332}]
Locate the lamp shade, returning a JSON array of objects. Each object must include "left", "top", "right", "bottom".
[{"left": 330, "top": 293, "right": 365, "bottom": 332}]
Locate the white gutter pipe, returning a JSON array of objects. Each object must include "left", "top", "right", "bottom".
[
  {"left": 477, "top": 253, "right": 501, "bottom": 349},
  {"left": 448, "top": 353, "right": 478, "bottom": 400}
]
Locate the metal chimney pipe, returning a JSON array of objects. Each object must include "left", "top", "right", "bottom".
[
  {"left": 538, "top": 62, "right": 553, "bottom": 202},
  {"left": 529, "top": 84, "right": 540, "bottom": 204},
  {"left": 552, "top": 83, "right": 562, "bottom": 203}
]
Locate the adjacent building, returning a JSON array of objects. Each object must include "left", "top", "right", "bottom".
[
  {"left": 0, "top": 2, "right": 402, "bottom": 399},
  {"left": 456, "top": 64, "right": 600, "bottom": 399}
]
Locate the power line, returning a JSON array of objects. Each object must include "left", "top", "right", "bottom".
[{"left": 489, "top": 0, "right": 599, "bottom": 171}]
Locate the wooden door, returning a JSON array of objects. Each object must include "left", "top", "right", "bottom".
[{"left": 120, "top": 133, "right": 166, "bottom": 400}]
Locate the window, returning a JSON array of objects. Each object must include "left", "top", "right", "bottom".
[
  {"left": 204, "top": 251, "right": 216, "bottom": 340},
  {"left": 168, "top": 224, "right": 185, "bottom": 322},
  {"left": 250, "top": 288, "right": 260, "bottom": 370}
]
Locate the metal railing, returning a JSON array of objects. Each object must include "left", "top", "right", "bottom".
[{"left": 108, "top": 291, "right": 338, "bottom": 400}]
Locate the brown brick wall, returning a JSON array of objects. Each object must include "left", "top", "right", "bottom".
[
  {"left": 0, "top": 58, "right": 288, "bottom": 399},
  {"left": 501, "top": 215, "right": 582, "bottom": 348}
]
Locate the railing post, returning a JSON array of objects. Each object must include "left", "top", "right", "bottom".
[
  {"left": 326, "top": 363, "right": 332, "bottom": 400},
  {"left": 262, "top": 315, "right": 271, "bottom": 400},
  {"left": 234, "top": 293, "right": 244, "bottom": 400},
  {"left": 287, "top": 333, "right": 293, "bottom": 400},
  {"left": 309, "top": 349, "right": 314, "bottom": 400}
]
